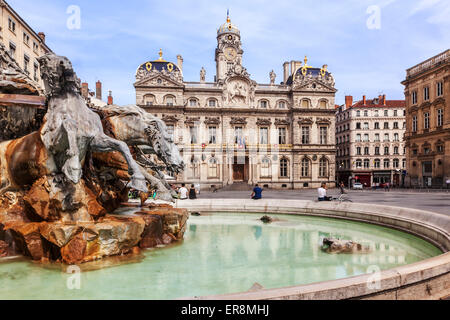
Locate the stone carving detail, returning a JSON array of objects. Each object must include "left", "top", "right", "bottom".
[
  {"left": 204, "top": 117, "right": 221, "bottom": 125},
  {"left": 275, "top": 118, "right": 290, "bottom": 126},
  {"left": 256, "top": 118, "right": 272, "bottom": 126},
  {"left": 185, "top": 117, "right": 201, "bottom": 125},
  {"left": 292, "top": 65, "right": 335, "bottom": 91},
  {"left": 269, "top": 70, "right": 276, "bottom": 85},
  {"left": 230, "top": 117, "right": 247, "bottom": 125},
  {"left": 162, "top": 115, "right": 179, "bottom": 123},
  {"left": 298, "top": 117, "right": 314, "bottom": 125},
  {"left": 135, "top": 67, "right": 183, "bottom": 84},
  {"left": 200, "top": 67, "right": 206, "bottom": 82},
  {"left": 316, "top": 117, "right": 332, "bottom": 125}
]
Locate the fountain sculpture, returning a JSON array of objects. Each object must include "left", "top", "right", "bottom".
[{"left": 0, "top": 51, "right": 188, "bottom": 264}]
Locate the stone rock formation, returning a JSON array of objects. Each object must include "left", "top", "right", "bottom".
[
  {"left": 0, "top": 51, "right": 188, "bottom": 264},
  {"left": 322, "top": 238, "right": 370, "bottom": 254}
]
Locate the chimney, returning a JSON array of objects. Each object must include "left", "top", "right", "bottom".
[
  {"left": 38, "top": 32, "right": 46, "bottom": 43},
  {"left": 107, "top": 90, "right": 113, "bottom": 105},
  {"left": 363, "top": 95, "right": 366, "bottom": 105},
  {"left": 382, "top": 94, "right": 386, "bottom": 105},
  {"left": 290, "top": 60, "right": 296, "bottom": 76},
  {"left": 283, "top": 62, "right": 289, "bottom": 84},
  {"left": 81, "top": 82, "right": 89, "bottom": 98},
  {"left": 176, "top": 54, "right": 183, "bottom": 73},
  {"left": 96, "top": 81, "right": 102, "bottom": 100},
  {"left": 345, "top": 96, "right": 353, "bottom": 108}
]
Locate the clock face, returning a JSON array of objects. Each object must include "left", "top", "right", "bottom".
[{"left": 224, "top": 47, "right": 237, "bottom": 61}]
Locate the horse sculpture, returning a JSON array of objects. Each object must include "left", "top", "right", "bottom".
[
  {"left": 89, "top": 103, "right": 184, "bottom": 202},
  {"left": 37, "top": 53, "right": 147, "bottom": 193}
]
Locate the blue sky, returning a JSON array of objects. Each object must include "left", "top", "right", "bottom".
[{"left": 9, "top": 0, "right": 450, "bottom": 105}]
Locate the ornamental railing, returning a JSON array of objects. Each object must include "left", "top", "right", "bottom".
[{"left": 406, "top": 49, "right": 449, "bottom": 78}]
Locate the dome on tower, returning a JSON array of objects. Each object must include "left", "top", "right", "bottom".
[{"left": 217, "top": 12, "right": 240, "bottom": 36}]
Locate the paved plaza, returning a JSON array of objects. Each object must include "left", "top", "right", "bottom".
[{"left": 193, "top": 188, "right": 450, "bottom": 216}]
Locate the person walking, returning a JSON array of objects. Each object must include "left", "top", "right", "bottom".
[
  {"left": 189, "top": 184, "right": 197, "bottom": 200},
  {"left": 339, "top": 181, "right": 346, "bottom": 194},
  {"left": 178, "top": 183, "right": 188, "bottom": 200},
  {"left": 251, "top": 184, "right": 263, "bottom": 200}
]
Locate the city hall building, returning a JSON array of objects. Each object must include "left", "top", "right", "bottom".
[{"left": 134, "top": 14, "right": 337, "bottom": 190}]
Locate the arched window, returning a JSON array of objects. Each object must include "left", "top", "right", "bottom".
[
  {"left": 319, "top": 157, "right": 329, "bottom": 177},
  {"left": 259, "top": 100, "right": 269, "bottom": 109},
  {"left": 208, "top": 157, "right": 219, "bottom": 178},
  {"left": 280, "top": 158, "right": 289, "bottom": 178},
  {"left": 301, "top": 157, "right": 310, "bottom": 177},
  {"left": 384, "top": 159, "right": 390, "bottom": 168},
  {"left": 278, "top": 101, "right": 286, "bottom": 109},
  {"left": 393, "top": 159, "right": 400, "bottom": 168},
  {"left": 164, "top": 95, "right": 175, "bottom": 106},
  {"left": 189, "top": 98, "right": 198, "bottom": 107},
  {"left": 363, "top": 159, "right": 370, "bottom": 168},
  {"left": 260, "top": 157, "right": 271, "bottom": 178},
  {"left": 143, "top": 94, "right": 156, "bottom": 106},
  {"left": 319, "top": 99, "right": 328, "bottom": 108},
  {"left": 356, "top": 159, "right": 362, "bottom": 168},
  {"left": 301, "top": 99, "right": 311, "bottom": 108},
  {"left": 208, "top": 99, "right": 217, "bottom": 107}
]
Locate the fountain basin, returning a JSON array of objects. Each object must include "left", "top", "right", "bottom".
[{"left": 175, "top": 199, "right": 450, "bottom": 300}]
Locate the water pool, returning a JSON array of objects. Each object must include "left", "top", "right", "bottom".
[{"left": 0, "top": 212, "right": 442, "bottom": 299}]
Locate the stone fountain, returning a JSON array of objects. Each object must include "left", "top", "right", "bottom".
[{"left": 0, "top": 48, "right": 188, "bottom": 264}]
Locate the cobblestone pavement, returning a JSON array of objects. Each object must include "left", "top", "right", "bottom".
[{"left": 194, "top": 188, "right": 450, "bottom": 216}]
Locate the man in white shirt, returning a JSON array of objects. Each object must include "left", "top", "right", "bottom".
[
  {"left": 178, "top": 183, "right": 188, "bottom": 200},
  {"left": 318, "top": 183, "right": 331, "bottom": 201}
]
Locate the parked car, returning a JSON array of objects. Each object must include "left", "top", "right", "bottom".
[{"left": 352, "top": 182, "right": 363, "bottom": 190}]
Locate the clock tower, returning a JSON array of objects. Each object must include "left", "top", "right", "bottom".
[{"left": 215, "top": 12, "right": 243, "bottom": 82}]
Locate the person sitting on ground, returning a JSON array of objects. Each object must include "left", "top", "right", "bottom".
[
  {"left": 251, "top": 184, "right": 263, "bottom": 200},
  {"left": 318, "top": 183, "right": 332, "bottom": 201},
  {"left": 178, "top": 183, "right": 188, "bottom": 200},
  {"left": 189, "top": 184, "right": 197, "bottom": 200}
]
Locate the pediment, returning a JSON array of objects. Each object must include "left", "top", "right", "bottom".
[
  {"left": 134, "top": 74, "right": 183, "bottom": 88},
  {"left": 256, "top": 118, "right": 272, "bottom": 126},
  {"left": 292, "top": 79, "right": 336, "bottom": 93}
]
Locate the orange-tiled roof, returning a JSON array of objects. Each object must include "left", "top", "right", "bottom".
[{"left": 351, "top": 99, "right": 405, "bottom": 108}]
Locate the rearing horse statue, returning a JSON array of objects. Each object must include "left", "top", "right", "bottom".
[{"left": 37, "top": 53, "right": 147, "bottom": 193}]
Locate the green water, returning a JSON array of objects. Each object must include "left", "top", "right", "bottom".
[{"left": 0, "top": 212, "right": 442, "bottom": 299}]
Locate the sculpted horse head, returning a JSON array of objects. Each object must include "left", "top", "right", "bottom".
[{"left": 94, "top": 104, "right": 184, "bottom": 174}]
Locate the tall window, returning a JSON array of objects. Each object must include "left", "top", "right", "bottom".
[
  {"left": 356, "top": 134, "right": 361, "bottom": 142},
  {"left": 437, "top": 109, "right": 443, "bottom": 127},
  {"left": 437, "top": 81, "right": 443, "bottom": 97},
  {"left": 412, "top": 116, "right": 418, "bottom": 132},
  {"left": 423, "top": 87, "right": 429, "bottom": 101},
  {"left": 166, "top": 125, "right": 174, "bottom": 140},
  {"left": 374, "top": 110, "right": 379, "bottom": 117},
  {"left": 301, "top": 158, "right": 310, "bottom": 177},
  {"left": 208, "top": 126, "right": 217, "bottom": 144},
  {"left": 374, "top": 159, "right": 381, "bottom": 168},
  {"left": 393, "top": 122, "right": 399, "bottom": 129},
  {"left": 364, "top": 110, "right": 368, "bottom": 117},
  {"left": 356, "top": 159, "right": 362, "bottom": 168},
  {"left": 23, "top": 32, "right": 30, "bottom": 45},
  {"left": 412, "top": 91, "right": 417, "bottom": 105},
  {"left": 278, "top": 127, "right": 287, "bottom": 144},
  {"left": 9, "top": 42, "right": 16, "bottom": 59},
  {"left": 384, "top": 133, "right": 389, "bottom": 142},
  {"left": 278, "top": 101, "right": 286, "bottom": 109},
  {"left": 280, "top": 158, "right": 288, "bottom": 177},
  {"left": 402, "top": 159, "right": 406, "bottom": 168},
  {"left": 424, "top": 112, "right": 430, "bottom": 129},
  {"left": 394, "top": 110, "right": 398, "bottom": 116},
  {"left": 374, "top": 133, "right": 380, "bottom": 142},
  {"left": 301, "top": 126, "right": 310, "bottom": 144},
  {"left": 261, "top": 157, "right": 271, "bottom": 177},
  {"left": 363, "top": 159, "right": 370, "bottom": 168},
  {"left": 394, "top": 146, "right": 399, "bottom": 154},
  {"left": 208, "top": 158, "right": 219, "bottom": 178},
  {"left": 234, "top": 126, "right": 244, "bottom": 144},
  {"left": 301, "top": 100, "right": 310, "bottom": 108},
  {"left": 23, "top": 55, "right": 30, "bottom": 75},
  {"left": 189, "top": 126, "right": 198, "bottom": 144},
  {"left": 384, "top": 146, "right": 389, "bottom": 155},
  {"left": 356, "top": 147, "right": 361, "bottom": 155},
  {"left": 363, "top": 122, "right": 369, "bottom": 130},
  {"left": 319, "top": 127, "right": 328, "bottom": 144},
  {"left": 384, "top": 122, "right": 389, "bottom": 129},
  {"left": 374, "top": 122, "right": 380, "bottom": 129},
  {"left": 165, "top": 96, "right": 174, "bottom": 106},
  {"left": 375, "top": 146, "right": 380, "bottom": 155},
  {"left": 33, "top": 63, "right": 39, "bottom": 82},
  {"left": 8, "top": 17, "right": 16, "bottom": 33},
  {"left": 356, "top": 122, "right": 361, "bottom": 129},
  {"left": 394, "top": 133, "right": 399, "bottom": 141},
  {"left": 259, "top": 127, "right": 268, "bottom": 144},
  {"left": 384, "top": 110, "right": 388, "bottom": 117},
  {"left": 393, "top": 159, "right": 399, "bottom": 168},
  {"left": 260, "top": 100, "right": 268, "bottom": 108},
  {"left": 208, "top": 99, "right": 217, "bottom": 107},
  {"left": 384, "top": 159, "right": 390, "bottom": 168},
  {"left": 319, "top": 158, "right": 328, "bottom": 177},
  {"left": 189, "top": 157, "right": 200, "bottom": 179},
  {"left": 363, "top": 134, "right": 369, "bottom": 142},
  {"left": 356, "top": 110, "right": 361, "bottom": 117},
  {"left": 364, "top": 147, "right": 369, "bottom": 155},
  {"left": 189, "top": 99, "right": 198, "bottom": 107}
]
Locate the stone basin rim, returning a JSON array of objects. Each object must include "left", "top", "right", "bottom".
[{"left": 174, "top": 199, "right": 450, "bottom": 300}]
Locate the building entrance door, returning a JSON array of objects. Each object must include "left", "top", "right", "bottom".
[{"left": 232, "top": 156, "right": 248, "bottom": 181}]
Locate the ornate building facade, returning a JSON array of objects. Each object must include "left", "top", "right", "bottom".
[
  {"left": 336, "top": 95, "right": 406, "bottom": 188},
  {"left": 402, "top": 49, "right": 449, "bottom": 188},
  {"left": 134, "top": 15, "right": 337, "bottom": 190}
]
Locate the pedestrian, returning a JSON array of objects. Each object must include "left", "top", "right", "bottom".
[
  {"left": 318, "top": 183, "right": 332, "bottom": 201},
  {"left": 384, "top": 182, "right": 389, "bottom": 192},
  {"left": 189, "top": 184, "right": 197, "bottom": 200},
  {"left": 195, "top": 183, "right": 201, "bottom": 195},
  {"left": 251, "top": 184, "right": 263, "bottom": 200},
  {"left": 339, "top": 181, "right": 346, "bottom": 194},
  {"left": 178, "top": 183, "right": 188, "bottom": 200}
]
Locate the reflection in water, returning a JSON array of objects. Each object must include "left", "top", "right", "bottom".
[{"left": 0, "top": 212, "right": 442, "bottom": 300}]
